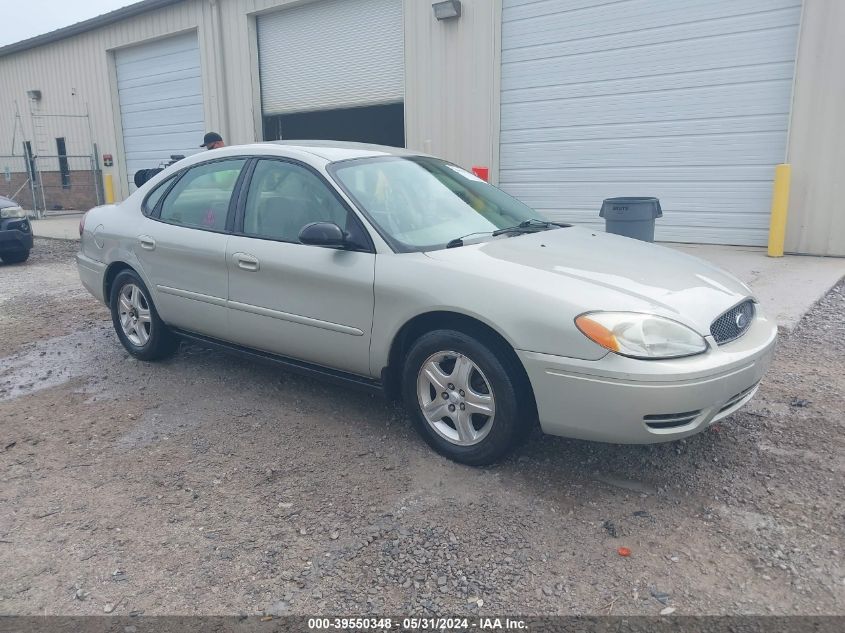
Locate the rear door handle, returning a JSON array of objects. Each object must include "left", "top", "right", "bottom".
[
  {"left": 138, "top": 236, "right": 156, "bottom": 250},
  {"left": 233, "top": 252, "right": 260, "bottom": 272}
]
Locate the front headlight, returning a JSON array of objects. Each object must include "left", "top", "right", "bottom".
[
  {"left": 575, "top": 312, "right": 707, "bottom": 359},
  {"left": 0, "top": 206, "right": 26, "bottom": 219}
]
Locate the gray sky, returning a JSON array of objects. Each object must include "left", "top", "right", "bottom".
[{"left": 1, "top": 0, "right": 138, "bottom": 46}]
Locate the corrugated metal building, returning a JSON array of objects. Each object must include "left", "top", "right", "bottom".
[{"left": 0, "top": 0, "right": 841, "bottom": 255}]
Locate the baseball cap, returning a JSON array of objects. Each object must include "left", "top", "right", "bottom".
[{"left": 201, "top": 132, "right": 223, "bottom": 147}]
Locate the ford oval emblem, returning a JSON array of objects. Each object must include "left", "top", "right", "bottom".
[{"left": 735, "top": 311, "right": 747, "bottom": 329}]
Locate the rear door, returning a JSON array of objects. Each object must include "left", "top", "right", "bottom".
[
  {"left": 135, "top": 158, "right": 246, "bottom": 339},
  {"left": 225, "top": 158, "right": 376, "bottom": 377}
]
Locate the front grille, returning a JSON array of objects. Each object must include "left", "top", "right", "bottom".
[
  {"left": 710, "top": 300, "right": 755, "bottom": 344},
  {"left": 644, "top": 409, "right": 702, "bottom": 430}
]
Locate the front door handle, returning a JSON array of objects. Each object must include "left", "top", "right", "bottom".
[
  {"left": 233, "top": 252, "right": 260, "bottom": 272},
  {"left": 138, "top": 235, "right": 156, "bottom": 250}
]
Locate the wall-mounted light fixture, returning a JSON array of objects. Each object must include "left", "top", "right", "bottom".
[
  {"left": 433, "top": 0, "right": 461, "bottom": 20},
  {"left": 26, "top": 89, "right": 42, "bottom": 101}
]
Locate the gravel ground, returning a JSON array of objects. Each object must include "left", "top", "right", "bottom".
[
  {"left": 0, "top": 241, "right": 843, "bottom": 616},
  {"left": 0, "top": 239, "right": 102, "bottom": 358}
]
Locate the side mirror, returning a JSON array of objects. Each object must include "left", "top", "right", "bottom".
[{"left": 298, "top": 222, "right": 347, "bottom": 248}]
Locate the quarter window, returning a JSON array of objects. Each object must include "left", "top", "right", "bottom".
[
  {"left": 243, "top": 159, "right": 350, "bottom": 243},
  {"left": 159, "top": 159, "right": 245, "bottom": 230},
  {"left": 143, "top": 176, "right": 174, "bottom": 216}
]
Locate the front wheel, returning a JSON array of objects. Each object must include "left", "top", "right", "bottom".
[
  {"left": 0, "top": 249, "right": 30, "bottom": 264},
  {"left": 109, "top": 269, "right": 177, "bottom": 361},
  {"left": 401, "top": 329, "right": 532, "bottom": 465}
]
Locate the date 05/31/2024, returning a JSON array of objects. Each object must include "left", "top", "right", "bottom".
[{"left": 306, "top": 617, "right": 528, "bottom": 630}]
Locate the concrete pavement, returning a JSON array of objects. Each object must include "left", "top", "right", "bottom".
[
  {"left": 27, "top": 214, "right": 844, "bottom": 331},
  {"left": 668, "top": 243, "right": 845, "bottom": 331},
  {"left": 30, "top": 213, "right": 83, "bottom": 241}
]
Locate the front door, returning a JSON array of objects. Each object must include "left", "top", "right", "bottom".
[
  {"left": 135, "top": 158, "right": 246, "bottom": 339},
  {"left": 226, "top": 158, "right": 376, "bottom": 377}
]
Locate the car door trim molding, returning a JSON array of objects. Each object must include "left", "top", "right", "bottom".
[
  {"left": 157, "top": 285, "right": 227, "bottom": 307},
  {"left": 227, "top": 300, "right": 364, "bottom": 336},
  {"left": 172, "top": 328, "right": 382, "bottom": 394}
]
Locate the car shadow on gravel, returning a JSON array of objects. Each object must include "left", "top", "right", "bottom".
[{"left": 171, "top": 333, "right": 753, "bottom": 483}]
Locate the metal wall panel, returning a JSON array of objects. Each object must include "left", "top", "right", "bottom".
[
  {"left": 115, "top": 31, "right": 205, "bottom": 185},
  {"left": 403, "top": 0, "right": 500, "bottom": 178},
  {"left": 499, "top": 0, "right": 802, "bottom": 245},
  {"left": 257, "top": 0, "right": 404, "bottom": 115},
  {"left": 0, "top": 0, "right": 212, "bottom": 199},
  {"left": 785, "top": 0, "right": 845, "bottom": 256},
  {"left": 0, "top": 0, "right": 499, "bottom": 201}
]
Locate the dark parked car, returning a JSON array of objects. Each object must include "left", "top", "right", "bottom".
[{"left": 0, "top": 196, "right": 33, "bottom": 264}]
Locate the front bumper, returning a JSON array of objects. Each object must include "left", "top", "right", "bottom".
[
  {"left": 0, "top": 218, "right": 34, "bottom": 253},
  {"left": 518, "top": 314, "right": 777, "bottom": 444}
]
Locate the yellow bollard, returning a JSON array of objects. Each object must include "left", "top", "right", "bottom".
[
  {"left": 767, "top": 163, "right": 791, "bottom": 257},
  {"left": 104, "top": 173, "right": 115, "bottom": 204}
]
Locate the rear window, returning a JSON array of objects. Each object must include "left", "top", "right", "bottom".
[{"left": 157, "top": 159, "right": 245, "bottom": 231}]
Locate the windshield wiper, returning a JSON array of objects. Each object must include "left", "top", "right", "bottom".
[
  {"left": 446, "top": 219, "right": 559, "bottom": 249},
  {"left": 491, "top": 218, "right": 556, "bottom": 236},
  {"left": 446, "top": 231, "right": 493, "bottom": 249}
]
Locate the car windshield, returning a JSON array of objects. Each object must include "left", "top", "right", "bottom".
[{"left": 329, "top": 156, "right": 547, "bottom": 252}]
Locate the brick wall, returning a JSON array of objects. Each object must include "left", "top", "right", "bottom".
[{"left": 0, "top": 170, "right": 100, "bottom": 211}]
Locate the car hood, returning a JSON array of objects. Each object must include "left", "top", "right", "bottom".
[{"left": 424, "top": 226, "right": 753, "bottom": 335}]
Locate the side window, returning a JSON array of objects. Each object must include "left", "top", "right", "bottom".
[
  {"left": 243, "top": 159, "right": 350, "bottom": 243},
  {"left": 159, "top": 159, "right": 246, "bottom": 230},
  {"left": 142, "top": 176, "right": 174, "bottom": 216}
]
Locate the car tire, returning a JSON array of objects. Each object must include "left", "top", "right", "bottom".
[
  {"left": 0, "top": 249, "right": 30, "bottom": 264},
  {"left": 109, "top": 269, "right": 177, "bottom": 361},
  {"left": 401, "top": 329, "right": 532, "bottom": 466}
]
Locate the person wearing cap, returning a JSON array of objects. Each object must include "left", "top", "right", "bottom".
[
  {"left": 196, "top": 132, "right": 233, "bottom": 228},
  {"left": 201, "top": 132, "right": 225, "bottom": 150}
]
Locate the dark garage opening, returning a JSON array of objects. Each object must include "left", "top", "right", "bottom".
[{"left": 263, "top": 102, "right": 404, "bottom": 148}]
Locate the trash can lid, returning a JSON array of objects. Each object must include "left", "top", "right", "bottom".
[{"left": 600, "top": 197, "right": 663, "bottom": 220}]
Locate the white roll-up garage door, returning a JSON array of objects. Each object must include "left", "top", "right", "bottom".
[
  {"left": 115, "top": 32, "right": 205, "bottom": 188},
  {"left": 499, "top": 0, "right": 802, "bottom": 245},
  {"left": 258, "top": 0, "right": 404, "bottom": 115}
]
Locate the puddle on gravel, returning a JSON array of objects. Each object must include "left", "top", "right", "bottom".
[
  {"left": 0, "top": 324, "right": 113, "bottom": 401},
  {"left": 116, "top": 408, "right": 201, "bottom": 450}
]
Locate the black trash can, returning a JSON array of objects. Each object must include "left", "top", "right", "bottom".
[{"left": 599, "top": 197, "right": 662, "bottom": 242}]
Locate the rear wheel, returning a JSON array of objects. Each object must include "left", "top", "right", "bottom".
[
  {"left": 109, "top": 270, "right": 177, "bottom": 361},
  {"left": 402, "top": 329, "right": 531, "bottom": 465},
  {"left": 0, "top": 249, "right": 30, "bottom": 264}
]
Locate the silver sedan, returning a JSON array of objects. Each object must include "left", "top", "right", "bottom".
[{"left": 77, "top": 142, "right": 776, "bottom": 465}]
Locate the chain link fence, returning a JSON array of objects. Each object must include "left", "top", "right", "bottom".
[{"left": 0, "top": 153, "right": 102, "bottom": 216}]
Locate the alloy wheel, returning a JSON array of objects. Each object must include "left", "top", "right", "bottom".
[
  {"left": 118, "top": 283, "right": 152, "bottom": 347},
  {"left": 416, "top": 350, "right": 496, "bottom": 446}
]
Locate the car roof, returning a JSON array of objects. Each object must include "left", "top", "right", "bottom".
[
  {"left": 269, "top": 140, "right": 427, "bottom": 162},
  {"left": 148, "top": 141, "right": 429, "bottom": 181}
]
